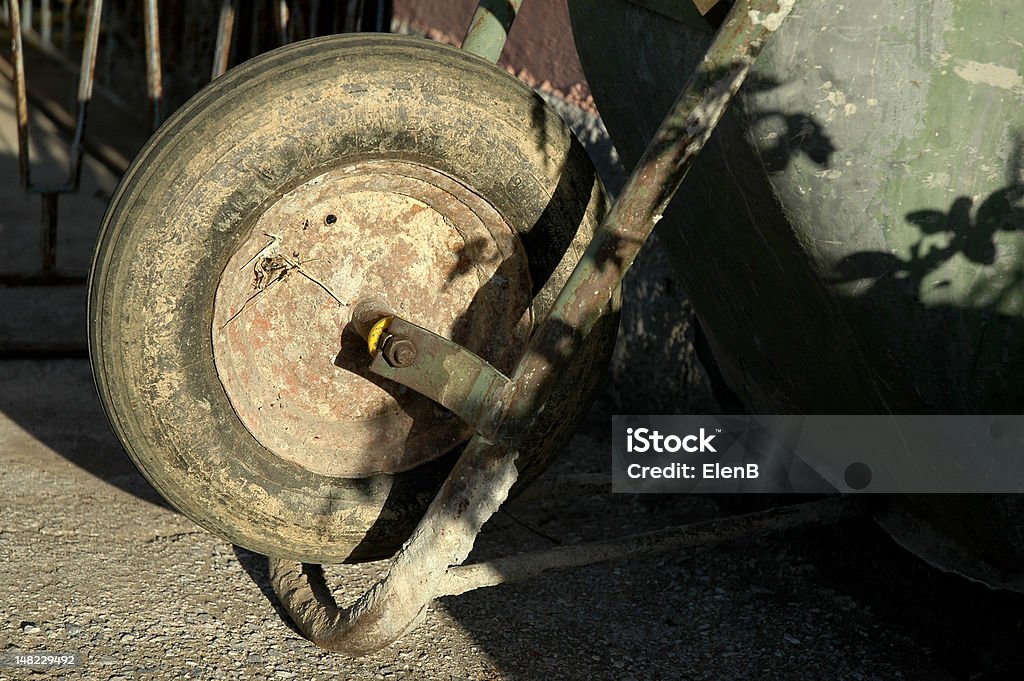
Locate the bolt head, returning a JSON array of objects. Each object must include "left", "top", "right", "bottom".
[{"left": 384, "top": 337, "right": 417, "bottom": 367}]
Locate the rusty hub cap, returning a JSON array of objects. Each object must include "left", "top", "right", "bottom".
[{"left": 212, "top": 160, "right": 533, "bottom": 477}]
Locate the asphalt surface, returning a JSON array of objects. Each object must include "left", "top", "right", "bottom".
[
  {"left": 3, "top": 30, "right": 1024, "bottom": 681},
  {"left": 4, "top": 361, "right": 1024, "bottom": 680}
]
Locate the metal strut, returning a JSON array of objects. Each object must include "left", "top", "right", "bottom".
[
  {"left": 5, "top": 0, "right": 103, "bottom": 284},
  {"left": 461, "top": 0, "right": 524, "bottom": 63},
  {"left": 270, "top": 0, "right": 801, "bottom": 655}
]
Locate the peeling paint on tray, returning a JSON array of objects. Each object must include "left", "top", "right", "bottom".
[
  {"left": 953, "top": 60, "right": 1024, "bottom": 94},
  {"left": 748, "top": 0, "right": 796, "bottom": 32}
]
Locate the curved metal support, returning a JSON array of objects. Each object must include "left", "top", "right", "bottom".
[
  {"left": 267, "top": 561, "right": 429, "bottom": 654},
  {"left": 270, "top": 436, "right": 519, "bottom": 655}
]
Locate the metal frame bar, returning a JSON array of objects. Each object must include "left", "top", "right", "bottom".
[
  {"left": 69, "top": 0, "right": 103, "bottom": 192},
  {"left": 212, "top": 0, "right": 237, "bottom": 80},
  {"left": 4, "top": 0, "right": 103, "bottom": 284},
  {"left": 61, "top": 0, "right": 71, "bottom": 53},
  {"left": 276, "top": 0, "right": 289, "bottom": 46},
  {"left": 461, "top": 0, "right": 524, "bottom": 63},
  {"left": 308, "top": 0, "right": 319, "bottom": 37},
  {"left": 143, "top": 0, "right": 163, "bottom": 128},
  {"left": 270, "top": 0, "right": 800, "bottom": 655},
  {"left": 40, "top": 0, "right": 51, "bottom": 45},
  {"left": 9, "top": 0, "right": 32, "bottom": 189}
]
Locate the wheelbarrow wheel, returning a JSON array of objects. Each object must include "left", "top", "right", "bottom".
[{"left": 89, "top": 34, "right": 618, "bottom": 564}]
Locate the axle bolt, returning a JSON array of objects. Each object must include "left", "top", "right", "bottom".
[{"left": 382, "top": 336, "right": 417, "bottom": 368}]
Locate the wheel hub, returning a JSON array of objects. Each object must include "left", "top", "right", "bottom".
[{"left": 212, "top": 160, "right": 533, "bottom": 477}]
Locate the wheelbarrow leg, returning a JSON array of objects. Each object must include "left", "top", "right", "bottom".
[
  {"left": 269, "top": 0, "right": 797, "bottom": 655},
  {"left": 270, "top": 435, "right": 517, "bottom": 655}
]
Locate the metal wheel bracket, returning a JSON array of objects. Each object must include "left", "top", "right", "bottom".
[{"left": 361, "top": 313, "right": 511, "bottom": 436}]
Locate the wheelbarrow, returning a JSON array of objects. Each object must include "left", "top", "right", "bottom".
[
  {"left": 84, "top": 0, "right": 829, "bottom": 653},
  {"left": 82, "top": 0, "right": 1023, "bottom": 654}
]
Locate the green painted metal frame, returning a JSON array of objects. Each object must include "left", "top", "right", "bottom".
[
  {"left": 461, "top": 0, "right": 523, "bottom": 62},
  {"left": 368, "top": 316, "right": 509, "bottom": 431}
]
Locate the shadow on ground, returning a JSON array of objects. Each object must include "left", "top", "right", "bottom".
[{"left": 0, "top": 359, "right": 169, "bottom": 508}]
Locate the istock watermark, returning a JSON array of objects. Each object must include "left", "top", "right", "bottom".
[
  {"left": 626, "top": 427, "right": 718, "bottom": 453},
  {"left": 613, "top": 415, "right": 1024, "bottom": 493}
]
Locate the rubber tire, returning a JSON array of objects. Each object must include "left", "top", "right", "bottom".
[{"left": 88, "top": 34, "right": 619, "bottom": 563}]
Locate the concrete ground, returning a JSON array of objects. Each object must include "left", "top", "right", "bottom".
[
  {"left": 2, "top": 28, "right": 1024, "bottom": 681},
  {"left": 5, "top": 360, "right": 1024, "bottom": 680}
]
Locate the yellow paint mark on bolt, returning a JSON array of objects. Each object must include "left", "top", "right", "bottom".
[{"left": 367, "top": 316, "right": 394, "bottom": 355}]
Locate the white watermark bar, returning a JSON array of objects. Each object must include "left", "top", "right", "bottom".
[{"left": 612, "top": 415, "right": 1024, "bottom": 493}]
